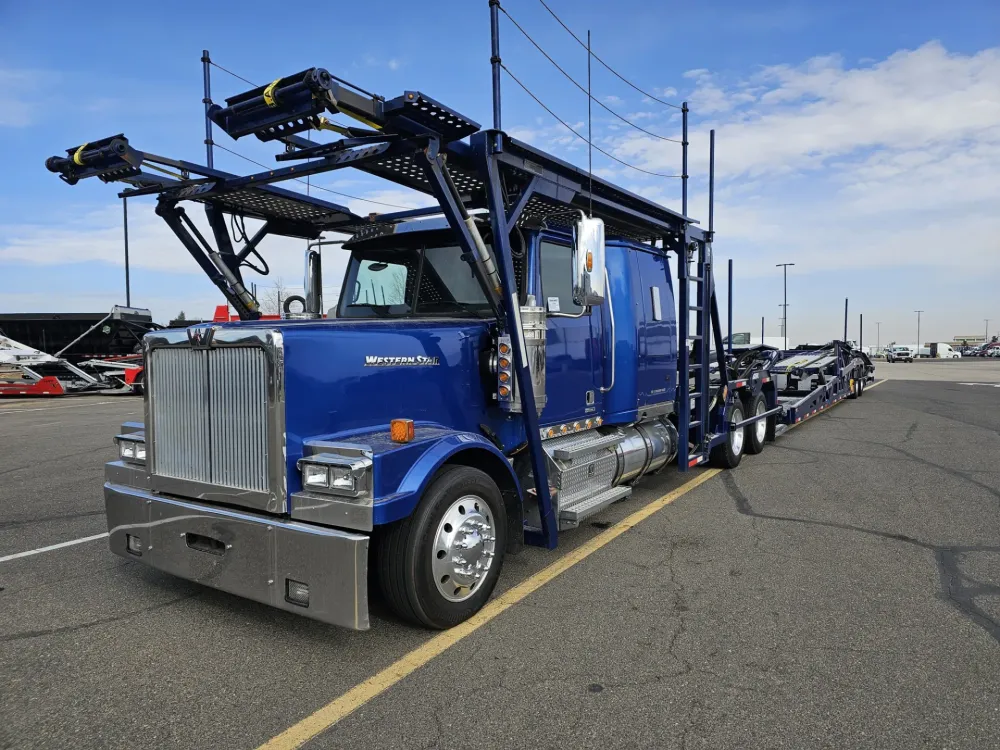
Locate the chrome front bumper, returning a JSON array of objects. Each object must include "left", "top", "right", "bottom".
[{"left": 105, "top": 482, "right": 370, "bottom": 630}]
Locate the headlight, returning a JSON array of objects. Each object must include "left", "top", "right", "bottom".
[
  {"left": 296, "top": 453, "right": 371, "bottom": 498},
  {"left": 302, "top": 464, "right": 329, "bottom": 488},
  {"left": 115, "top": 435, "right": 146, "bottom": 465},
  {"left": 329, "top": 466, "right": 356, "bottom": 492}
]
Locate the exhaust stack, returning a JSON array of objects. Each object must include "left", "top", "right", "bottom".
[{"left": 304, "top": 247, "right": 323, "bottom": 318}]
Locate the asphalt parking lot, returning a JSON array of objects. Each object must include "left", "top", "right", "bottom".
[{"left": 2, "top": 366, "right": 1000, "bottom": 749}]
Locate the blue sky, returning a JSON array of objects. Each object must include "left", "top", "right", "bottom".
[{"left": 1, "top": 0, "right": 998, "bottom": 345}]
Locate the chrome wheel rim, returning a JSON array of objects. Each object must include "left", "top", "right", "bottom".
[
  {"left": 754, "top": 400, "right": 767, "bottom": 443},
  {"left": 431, "top": 495, "right": 496, "bottom": 603},
  {"left": 730, "top": 408, "right": 744, "bottom": 455}
]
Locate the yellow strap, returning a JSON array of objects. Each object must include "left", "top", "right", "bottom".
[
  {"left": 262, "top": 78, "right": 282, "bottom": 108},
  {"left": 340, "top": 108, "right": 383, "bottom": 131},
  {"left": 73, "top": 143, "right": 89, "bottom": 166}
]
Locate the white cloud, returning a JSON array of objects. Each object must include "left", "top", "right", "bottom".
[
  {"left": 0, "top": 68, "right": 43, "bottom": 127},
  {"left": 605, "top": 42, "right": 1000, "bottom": 279}
]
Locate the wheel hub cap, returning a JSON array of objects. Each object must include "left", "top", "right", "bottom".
[
  {"left": 731, "top": 409, "right": 744, "bottom": 454},
  {"left": 755, "top": 401, "right": 767, "bottom": 442},
  {"left": 431, "top": 495, "right": 496, "bottom": 602}
]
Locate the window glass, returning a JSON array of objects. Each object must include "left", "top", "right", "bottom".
[
  {"left": 339, "top": 252, "right": 417, "bottom": 317},
  {"left": 416, "top": 245, "right": 490, "bottom": 314},
  {"left": 539, "top": 240, "right": 584, "bottom": 314},
  {"left": 338, "top": 243, "right": 492, "bottom": 318}
]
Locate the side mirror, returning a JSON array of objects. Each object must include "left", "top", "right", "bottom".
[{"left": 572, "top": 214, "right": 606, "bottom": 306}]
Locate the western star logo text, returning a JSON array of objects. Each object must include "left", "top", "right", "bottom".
[{"left": 364, "top": 355, "right": 441, "bottom": 367}]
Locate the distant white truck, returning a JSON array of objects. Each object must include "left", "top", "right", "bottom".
[{"left": 918, "top": 343, "right": 961, "bottom": 359}]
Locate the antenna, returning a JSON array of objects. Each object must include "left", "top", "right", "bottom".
[{"left": 587, "top": 30, "right": 593, "bottom": 218}]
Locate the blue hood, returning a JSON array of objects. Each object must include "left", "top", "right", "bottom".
[{"left": 217, "top": 318, "right": 517, "bottom": 498}]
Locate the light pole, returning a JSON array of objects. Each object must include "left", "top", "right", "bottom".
[
  {"left": 915, "top": 310, "right": 924, "bottom": 354},
  {"left": 776, "top": 263, "right": 795, "bottom": 350},
  {"left": 876, "top": 322, "right": 881, "bottom": 353},
  {"left": 987, "top": 318, "right": 991, "bottom": 343}
]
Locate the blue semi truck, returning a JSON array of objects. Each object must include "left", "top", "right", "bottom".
[{"left": 46, "top": 64, "right": 873, "bottom": 630}]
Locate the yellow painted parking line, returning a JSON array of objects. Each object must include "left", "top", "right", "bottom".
[{"left": 257, "top": 469, "right": 722, "bottom": 750}]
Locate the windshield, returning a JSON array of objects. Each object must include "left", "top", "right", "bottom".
[{"left": 338, "top": 243, "right": 492, "bottom": 319}]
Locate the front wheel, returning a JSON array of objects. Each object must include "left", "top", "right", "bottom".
[
  {"left": 711, "top": 400, "right": 745, "bottom": 469},
  {"left": 376, "top": 466, "right": 507, "bottom": 629}
]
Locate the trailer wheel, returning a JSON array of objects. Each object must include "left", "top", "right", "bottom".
[
  {"left": 710, "top": 401, "right": 745, "bottom": 469},
  {"left": 857, "top": 378, "right": 865, "bottom": 397},
  {"left": 376, "top": 466, "right": 507, "bottom": 629},
  {"left": 744, "top": 393, "right": 768, "bottom": 455}
]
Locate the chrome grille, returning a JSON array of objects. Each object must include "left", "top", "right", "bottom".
[{"left": 150, "top": 346, "right": 269, "bottom": 493}]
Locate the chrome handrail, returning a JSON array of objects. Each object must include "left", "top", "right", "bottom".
[{"left": 600, "top": 267, "right": 615, "bottom": 393}]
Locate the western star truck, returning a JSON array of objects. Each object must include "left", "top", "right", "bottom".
[{"left": 45, "top": 54, "right": 874, "bottom": 629}]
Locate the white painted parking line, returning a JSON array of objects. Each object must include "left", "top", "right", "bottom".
[
  {"left": 0, "top": 533, "right": 109, "bottom": 563},
  {"left": 0, "top": 400, "right": 124, "bottom": 414},
  {"left": 957, "top": 382, "right": 1000, "bottom": 388}
]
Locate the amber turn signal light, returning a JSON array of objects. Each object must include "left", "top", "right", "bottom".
[{"left": 390, "top": 418, "right": 415, "bottom": 443}]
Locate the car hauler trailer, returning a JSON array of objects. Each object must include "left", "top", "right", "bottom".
[
  {"left": 0, "top": 333, "right": 101, "bottom": 396},
  {"left": 45, "top": 48, "right": 874, "bottom": 628}
]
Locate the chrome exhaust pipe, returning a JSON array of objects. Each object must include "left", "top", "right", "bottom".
[{"left": 304, "top": 247, "right": 323, "bottom": 317}]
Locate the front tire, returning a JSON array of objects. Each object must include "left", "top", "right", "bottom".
[
  {"left": 376, "top": 466, "right": 507, "bottom": 629},
  {"left": 711, "top": 400, "right": 745, "bottom": 469}
]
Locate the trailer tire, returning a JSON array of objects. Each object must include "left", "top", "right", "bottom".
[
  {"left": 743, "top": 393, "right": 768, "bottom": 455},
  {"left": 857, "top": 378, "right": 865, "bottom": 397},
  {"left": 376, "top": 466, "right": 507, "bottom": 630},
  {"left": 710, "top": 401, "right": 745, "bottom": 469}
]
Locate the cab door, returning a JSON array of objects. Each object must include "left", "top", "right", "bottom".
[{"left": 538, "top": 238, "right": 603, "bottom": 425}]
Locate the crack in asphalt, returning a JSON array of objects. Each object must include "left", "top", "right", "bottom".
[
  {"left": 0, "top": 592, "right": 200, "bottom": 643},
  {"left": 720, "top": 471, "right": 1000, "bottom": 645},
  {"left": 0, "top": 509, "right": 105, "bottom": 531}
]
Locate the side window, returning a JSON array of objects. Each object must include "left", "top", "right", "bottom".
[
  {"left": 539, "top": 240, "right": 584, "bottom": 315},
  {"left": 340, "top": 253, "right": 416, "bottom": 317}
]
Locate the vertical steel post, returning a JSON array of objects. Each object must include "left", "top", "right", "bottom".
[
  {"left": 776, "top": 263, "right": 794, "bottom": 350},
  {"left": 479, "top": 136, "right": 556, "bottom": 547},
  {"left": 202, "top": 50, "right": 214, "bottom": 168},
  {"left": 761, "top": 316, "right": 765, "bottom": 345},
  {"left": 986, "top": 318, "right": 990, "bottom": 342},
  {"left": 681, "top": 102, "right": 689, "bottom": 217},
  {"left": 915, "top": 310, "right": 923, "bottom": 353},
  {"left": 708, "top": 129, "right": 715, "bottom": 234},
  {"left": 859, "top": 313, "right": 863, "bottom": 349},
  {"left": 489, "top": 1, "right": 502, "bottom": 132},
  {"left": 727, "top": 258, "right": 733, "bottom": 354},
  {"left": 123, "top": 196, "right": 131, "bottom": 307},
  {"left": 877, "top": 322, "right": 881, "bottom": 352},
  {"left": 844, "top": 298, "right": 848, "bottom": 342}
]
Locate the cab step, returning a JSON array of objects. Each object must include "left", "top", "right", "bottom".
[{"left": 558, "top": 485, "right": 632, "bottom": 529}]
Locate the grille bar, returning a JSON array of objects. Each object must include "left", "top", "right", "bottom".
[{"left": 150, "top": 346, "right": 269, "bottom": 495}]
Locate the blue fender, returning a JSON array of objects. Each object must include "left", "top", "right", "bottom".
[{"left": 373, "top": 431, "right": 522, "bottom": 525}]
